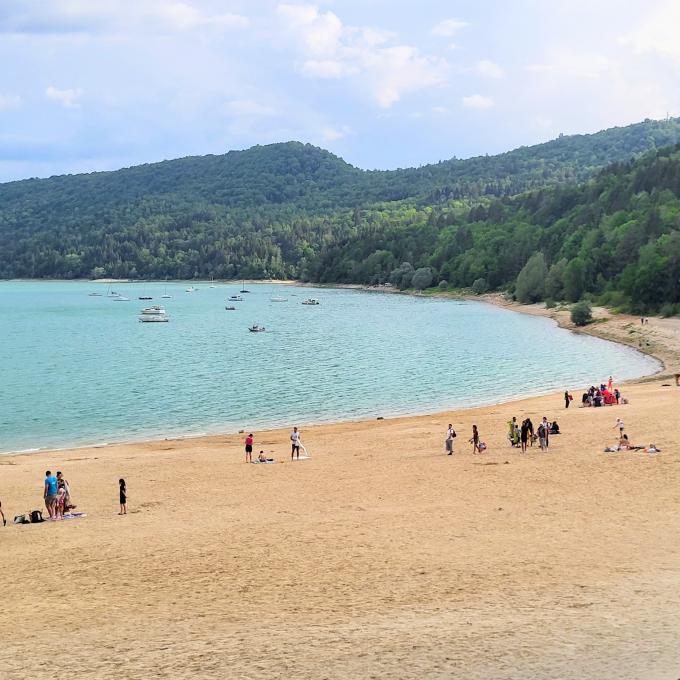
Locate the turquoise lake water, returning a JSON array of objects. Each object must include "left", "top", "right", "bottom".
[{"left": 0, "top": 281, "right": 660, "bottom": 453}]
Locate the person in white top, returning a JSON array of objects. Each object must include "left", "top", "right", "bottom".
[
  {"left": 445, "top": 424, "right": 456, "bottom": 455},
  {"left": 290, "top": 426, "right": 301, "bottom": 460},
  {"left": 614, "top": 418, "right": 625, "bottom": 435}
]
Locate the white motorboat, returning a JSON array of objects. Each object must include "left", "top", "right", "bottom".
[
  {"left": 186, "top": 286, "right": 198, "bottom": 293},
  {"left": 114, "top": 295, "right": 130, "bottom": 301},
  {"left": 88, "top": 292, "right": 103, "bottom": 296},
  {"left": 228, "top": 295, "right": 244, "bottom": 302},
  {"left": 248, "top": 324, "right": 266, "bottom": 332},
  {"left": 139, "top": 314, "right": 169, "bottom": 323},
  {"left": 301, "top": 298, "right": 320, "bottom": 305},
  {"left": 140, "top": 305, "right": 166, "bottom": 315},
  {"left": 270, "top": 295, "right": 288, "bottom": 302}
]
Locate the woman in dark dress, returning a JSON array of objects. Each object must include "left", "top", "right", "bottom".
[{"left": 119, "top": 479, "right": 127, "bottom": 515}]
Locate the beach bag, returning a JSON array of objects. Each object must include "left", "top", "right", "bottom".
[
  {"left": 30, "top": 510, "right": 45, "bottom": 523},
  {"left": 451, "top": 430, "right": 457, "bottom": 438},
  {"left": 569, "top": 394, "right": 573, "bottom": 401},
  {"left": 13, "top": 514, "right": 30, "bottom": 525}
]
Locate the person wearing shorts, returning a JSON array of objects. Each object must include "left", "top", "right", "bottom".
[
  {"left": 245, "top": 433, "right": 254, "bottom": 463},
  {"left": 44, "top": 470, "right": 59, "bottom": 519},
  {"left": 291, "top": 427, "right": 301, "bottom": 460}
]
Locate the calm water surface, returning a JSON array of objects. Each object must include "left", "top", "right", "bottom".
[{"left": 0, "top": 281, "right": 659, "bottom": 453}]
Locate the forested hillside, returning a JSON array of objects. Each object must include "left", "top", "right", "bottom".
[
  {"left": 317, "top": 144, "right": 680, "bottom": 314},
  {"left": 1, "top": 117, "right": 679, "bottom": 313}
]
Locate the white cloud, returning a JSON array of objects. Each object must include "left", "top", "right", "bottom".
[
  {"left": 527, "top": 53, "right": 613, "bottom": 80},
  {"left": 277, "top": 3, "right": 449, "bottom": 108},
  {"left": 623, "top": 0, "right": 680, "bottom": 63},
  {"left": 46, "top": 86, "right": 83, "bottom": 108},
  {"left": 301, "top": 59, "right": 357, "bottom": 78},
  {"left": 432, "top": 106, "right": 449, "bottom": 114},
  {"left": 321, "top": 124, "right": 351, "bottom": 141},
  {"left": 431, "top": 18, "right": 469, "bottom": 38},
  {"left": 462, "top": 94, "right": 494, "bottom": 109},
  {"left": 475, "top": 59, "right": 504, "bottom": 79},
  {"left": 277, "top": 3, "right": 342, "bottom": 55},
  {"left": 0, "top": 93, "right": 22, "bottom": 110}
]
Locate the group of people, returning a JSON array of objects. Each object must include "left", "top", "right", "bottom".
[
  {"left": 244, "top": 426, "right": 305, "bottom": 463},
  {"left": 579, "top": 376, "right": 625, "bottom": 408},
  {"left": 507, "top": 416, "right": 559, "bottom": 453},
  {"left": 43, "top": 470, "right": 75, "bottom": 520},
  {"left": 444, "top": 424, "right": 487, "bottom": 455}
]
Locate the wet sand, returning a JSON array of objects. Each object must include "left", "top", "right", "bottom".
[{"left": 1, "top": 374, "right": 679, "bottom": 679}]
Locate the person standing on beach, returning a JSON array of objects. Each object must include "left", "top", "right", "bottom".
[
  {"left": 538, "top": 422, "right": 548, "bottom": 451},
  {"left": 614, "top": 418, "right": 625, "bottom": 437},
  {"left": 526, "top": 418, "right": 534, "bottom": 447},
  {"left": 245, "top": 433, "right": 254, "bottom": 463},
  {"left": 0, "top": 499, "right": 6, "bottom": 526},
  {"left": 564, "top": 390, "right": 571, "bottom": 409},
  {"left": 607, "top": 376, "right": 614, "bottom": 392},
  {"left": 119, "top": 479, "right": 127, "bottom": 515},
  {"left": 469, "top": 425, "right": 481, "bottom": 454},
  {"left": 445, "top": 424, "right": 456, "bottom": 455},
  {"left": 44, "top": 470, "right": 58, "bottom": 519},
  {"left": 542, "top": 417, "right": 550, "bottom": 449},
  {"left": 291, "top": 426, "right": 301, "bottom": 460},
  {"left": 520, "top": 419, "right": 529, "bottom": 453}
]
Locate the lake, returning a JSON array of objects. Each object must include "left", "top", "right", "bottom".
[{"left": 0, "top": 281, "right": 659, "bottom": 453}]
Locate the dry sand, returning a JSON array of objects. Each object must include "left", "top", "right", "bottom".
[{"left": 1, "top": 309, "right": 680, "bottom": 679}]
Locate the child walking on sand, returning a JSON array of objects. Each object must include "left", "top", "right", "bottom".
[{"left": 119, "top": 479, "right": 127, "bottom": 515}]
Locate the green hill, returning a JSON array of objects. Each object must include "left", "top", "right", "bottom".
[
  {"left": 1, "top": 117, "right": 680, "bottom": 290},
  {"left": 316, "top": 143, "right": 680, "bottom": 314}
]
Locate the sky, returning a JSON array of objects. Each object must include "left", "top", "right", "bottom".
[{"left": 1, "top": 0, "right": 679, "bottom": 182}]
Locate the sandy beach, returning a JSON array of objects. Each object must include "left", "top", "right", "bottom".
[{"left": 2, "top": 306, "right": 680, "bottom": 679}]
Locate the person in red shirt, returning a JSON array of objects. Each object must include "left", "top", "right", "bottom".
[{"left": 244, "top": 433, "right": 254, "bottom": 463}]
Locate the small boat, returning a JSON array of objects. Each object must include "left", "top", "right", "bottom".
[
  {"left": 240, "top": 279, "right": 250, "bottom": 293},
  {"left": 228, "top": 295, "right": 243, "bottom": 302},
  {"left": 114, "top": 295, "right": 130, "bottom": 301},
  {"left": 301, "top": 298, "right": 320, "bottom": 305},
  {"left": 186, "top": 286, "right": 197, "bottom": 293},
  {"left": 209, "top": 276, "right": 216, "bottom": 289},
  {"left": 139, "top": 296, "right": 153, "bottom": 300},
  {"left": 248, "top": 324, "right": 266, "bottom": 332},
  {"left": 139, "top": 314, "right": 169, "bottom": 323},
  {"left": 270, "top": 295, "right": 288, "bottom": 302},
  {"left": 161, "top": 294, "right": 172, "bottom": 299},
  {"left": 140, "top": 306, "right": 166, "bottom": 315},
  {"left": 225, "top": 306, "right": 237, "bottom": 311},
  {"left": 88, "top": 292, "right": 103, "bottom": 297}
]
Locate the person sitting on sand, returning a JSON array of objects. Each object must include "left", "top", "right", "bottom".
[
  {"left": 619, "top": 434, "right": 632, "bottom": 450},
  {"left": 257, "top": 450, "right": 274, "bottom": 462},
  {"left": 550, "top": 420, "right": 560, "bottom": 435}
]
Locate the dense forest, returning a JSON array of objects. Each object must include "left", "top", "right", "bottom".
[
  {"left": 1, "top": 117, "right": 680, "bottom": 313},
  {"left": 316, "top": 144, "right": 680, "bottom": 315}
]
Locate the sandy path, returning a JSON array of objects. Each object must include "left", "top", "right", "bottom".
[{"left": 1, "top": 378, "right": 679, "bottom": 679}]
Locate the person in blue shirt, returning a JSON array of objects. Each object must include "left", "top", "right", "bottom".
[{"left": 44, "top": 470, "right": 59, "bottom": 519}]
